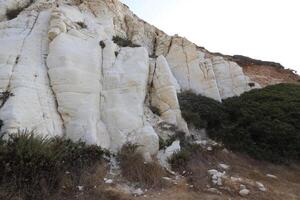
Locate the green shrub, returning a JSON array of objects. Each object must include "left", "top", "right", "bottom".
[
  {"left": 179, "top": 84, "right": 300, "bottom": 163},
  {"left": 6, "top": 0, "right": 33, "bottom": 20},
  {"left": 168, "top": 143, "right": 202, "bottom": 172},
  {"left": 99, "top": 40, "right": 106, "bottom": 49},
  {"left": 0, "top": 131, "right": 107, "bottom": 200},
  {"left": 76, "top": 21, "right": 87, "bottom": 29},
  {"left": 6, "top": 8, "right": 24, "bottom": 20},
  {"left": 112, "top": 36, "right": 141, "bottom": 48},
  {"left": 157, "top": 123, "right": 190, "bottom": 150},
  {"left": 178, "top": 91, "right": 228, "bottom": 130}
]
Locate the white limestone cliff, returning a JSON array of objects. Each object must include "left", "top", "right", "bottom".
[{"left": 0, "top": 0, "right": 260, "bottom": 155}]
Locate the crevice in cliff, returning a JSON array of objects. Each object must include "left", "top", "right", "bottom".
[
  {"left": 0, "top": 92, "right": 13, "bottom": 109},
  {"left": 150, "top": 62, "right": 157, "bottom": 89},
  {"left": 147, "top": 58, "right": 159, "bottom": 105},
  {"left": 99, "top": 41, "right": 105, "bottom": 121},
  {"left": 44, "top": 47, "right": 66, "bottom": 134},
  {"left": 166, "top": 37, "right": 173, "bottom": 55},
  {"left": 150, "top": 34, "right": 157, "bottom": 58},
  {"left": 3, "top": 13, "right": 39, "bottom": 110},
  {"left": 181, "top": 39, "right": 191, "bottom": 89},
  {"left": 46, "top": 69, "right": 66, "bottom": 133},
  {"left": 123, "top": 15, "right": 130, "bottom": 39},
  {"left": 199, "top": 61, "right": 209, "bottom": 80}
]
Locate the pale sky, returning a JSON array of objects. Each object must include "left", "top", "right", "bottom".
[{"left": 120, "top": 0, "right": 300, "bottom": 74}]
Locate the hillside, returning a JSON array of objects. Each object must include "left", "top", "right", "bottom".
[{"left": 0, "top": 0, "right": 299, "bottom": 200}]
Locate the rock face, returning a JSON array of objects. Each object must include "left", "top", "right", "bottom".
[{"left": 0, "top": 0, "right": 280, "bottom": 155}]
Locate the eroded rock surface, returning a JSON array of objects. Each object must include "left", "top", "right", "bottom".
[{"left": 0, "top": 0, "right": 266, "bottom": 155}]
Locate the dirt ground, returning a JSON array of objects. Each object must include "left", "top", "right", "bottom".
[
  {"left": 37, "top": 146, "right": 300, "bottom": 200},
  {"left": 131, "top": 148, "right": 300, "bottom": 200}
]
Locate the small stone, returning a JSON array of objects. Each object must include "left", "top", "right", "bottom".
[
  {"left": 207, "top": 146, "right": 213, "bottom": 151},
  {"left": 211, "top": 141, "right": 218, "bottom": 146},
  {"left": 256, "top": 182, "right": 266, "bottom": 192},
  {"left": 266, "top": 174, "right": 278, "bottom": 179},
  {"left": 207, "top": 188, "right": 222, "bottom": 195},
  {"left": 105, "top": 179, "right": 113, "bottom": 184},
  {"left": 162, "top": 177, "right": 172, "bottom": 181},
  {"left": 77, "top": 186, "right": 84, "bottom": 191},
  {"left": 133, "top": 188, "right": 144, "bottom": 196},
  {"left": 239, "top": 189, "right": 250, "bottom": 196},
  {"left": 222, "top": 148, "right": 230, "bottom": 154},
  {"left": 219, "top": 163, "right": 230, "bottom": 170},
  {"left": 231, "top": 176, "right": 242, "bottom": 182},
  {"left": 208, "top": 169, "right": 219, "bottom": 175},
  {"left": 240, "top": 184, "right": 246, "bottom": 190}
]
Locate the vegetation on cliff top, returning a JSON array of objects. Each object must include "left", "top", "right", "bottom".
[{"left": 179, "top": 84, "right": 300, "bottom": 163}]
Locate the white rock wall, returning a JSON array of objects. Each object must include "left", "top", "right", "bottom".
[
  {"left": 0, "top": 0, "right": 260, "bottom": 155},
  {"left": 0, "top": 10, "right": 63, "bottom": 137},
  {"left": 101, "top": 46, "right": 158, "bottom": 154},
  {"left": 149, "top": 55, "right": 188, "bottom": 133}
]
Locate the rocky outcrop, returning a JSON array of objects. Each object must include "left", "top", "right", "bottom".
[
  {"left": 149, "top": 55, "right": 188, "bottom": 133},
  {"left": 241, "top": 64, "right": 299, "bottom": 87},
  {"left": 0, "top": 0, "right": 283, "bottom": 155},
  {"left": 209, "top": 53, "right": 300, "bottom": 87}
]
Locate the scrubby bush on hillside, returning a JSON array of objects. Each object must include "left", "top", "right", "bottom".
[
  {"left": 168, "top": 143, "right": 202, "bottom": 172},
  {"left": 0, "top": 131, "right": 108, "bottom": 200},
  {"left": 118, "top": 143, "right": 165, "bottom": 188},
  {"left": 112, "top": 36, "right": 141, "bottom": 48},
  {"left": 178, "top": 84, "right": 300, "bottom": 163}
]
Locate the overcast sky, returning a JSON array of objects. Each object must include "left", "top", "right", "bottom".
[{"left": 120, "top": 0, "right": 300, "bottom": 74}]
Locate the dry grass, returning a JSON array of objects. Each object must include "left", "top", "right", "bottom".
[
  {"left": 49, "top": 161, "right": 132, "bottom": 200},
  {"left": 118, "top": 143, "right": 166, "bottom": 188}
]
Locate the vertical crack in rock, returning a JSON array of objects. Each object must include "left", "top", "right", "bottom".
[
  {"left": 150, "top": 62, "right": 157, "bottom": 88},
  {"left": 5, "top": 12, "right": 39, "bottom": 97},
  {"left": 166, "top": 36, "right": 173, "bottom": 55},
  {"left": 123, "top": 15, "right": 130, "bottom": 38},
  {"left": 147, "top": 60, "right": 157, "bottom": 106},
  {"left": 45, "top": 61, "right": 66, "bottom": 133},
  {"left": 99, "top": 41, "right": 105, "bottom": 128},
  {"left": 151, "top": 33, "right": 157, "bottom": 57},
  {"left": 44, "top": 31, "right": 66, "bottom": 134},
  {"left": 198, "top": 61, "right": 209, "bottom": 80},
  {"left": 149, "top": 56, "right": 189, "bottom": 133},
  {"left": 0, "top": 92, "right": 13, "bottom": 109},
  {"left": 182, "top": 39, "right": 191, "bottom": 89}
]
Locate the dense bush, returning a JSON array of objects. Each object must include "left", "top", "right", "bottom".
[
  {"left": 179, "top": 84, "right": 300, "bottom": 163},
  {"left": 0, "top": 131, "right": 108, "bottom": 200},
  {"left": 112, "top": 36, "right": 141, "bottom": 48},
  {"left": 6, "top": 0, "right": 33, "bottom": 20},
  {"left": 6, "top": 8, "right": 24, "bottom": 20},
  {"left": 178, "top": 91, "right": 228, "bottom": 130}
]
